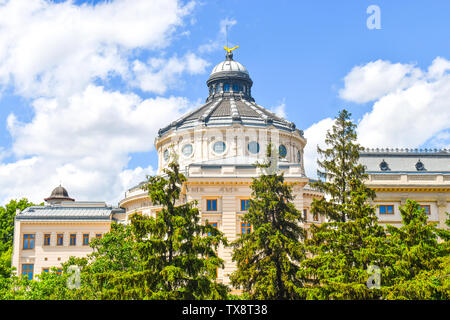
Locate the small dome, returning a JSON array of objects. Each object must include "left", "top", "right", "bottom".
[
  {"left": 210, "top": 60, "right": 248, "bottom": 75},
  {"left": 51, "top": 185, "right": 69, "bottom": 197},
  {"left": 45, "top": 185, "right": 75, "bottom": 204}
]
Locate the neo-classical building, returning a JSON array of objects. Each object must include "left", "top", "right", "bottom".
[
  {"left": 11, "top": 49, "right": 450, "bottom": 285},
  {"left": 360, "top": 148, "right": 450, "bottom": 229},
  {"left": 12, "top": 186, "right": 125, "bottom": 280},
  {"left": 119, "top": 49, "right": 323, "bottom": 285}
]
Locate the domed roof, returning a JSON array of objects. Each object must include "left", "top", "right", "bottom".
[
  {"left": 210, "top": 59, "right": 248, "bottom": 75},
  {"left": 157, "top": 47, "right": 303, "bottom": 138},
  {"left": 207, "top": 51, "right": 251, "bottom": 85},
  {"left": 44, "top": 185, "right": 75, "bottom": 203},
  {"left": 51, "top": 185, "right": 69, "bottom": 197}
]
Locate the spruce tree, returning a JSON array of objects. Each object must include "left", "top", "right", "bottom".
[
  {"left": 312, "top": 109, "right": 375, "bottom": 221},
  {"left": 230, "top": 145, "right": 306, "bottom": 299},
  {"left": 95, "top": 160, "right": 229, "bottom": 299},
  {"left": 300, "top": 110, "right": 389, "bottom": 299},
  {"left": 382, "top": 200, "right": 450, "bottom": 299}
]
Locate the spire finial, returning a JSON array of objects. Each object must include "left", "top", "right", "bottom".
[{"left": 224, "top": 45, "right": 239, "bottom": 60}]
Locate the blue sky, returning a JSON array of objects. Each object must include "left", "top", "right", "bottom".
[{"left": 0, "top": 0, "right": 449, "bottom": 204}]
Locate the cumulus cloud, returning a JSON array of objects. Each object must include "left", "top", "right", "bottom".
[
  {"left": 339, "top": 59, "right": 423, "bottom": 103},
  {"left": 304, "top": 56, "right": 450, "bottom": 179},
  {"left": 0, "top": 0, "right": 195, "bottom": 98},
  {"left": 133, "top": 52, "right": 210, "bottom": 94},
  {"left": 303, "top": 118, "right": 334, "bottom": 179},
  {"left": 3, "top": 85, "right": 192, "bottom": 204},
  {"left": 0, "top": 0, "right": 203, "bottom": 205},
  {"left": 353, "top": 57, "right": 450, "bottom": 148}
]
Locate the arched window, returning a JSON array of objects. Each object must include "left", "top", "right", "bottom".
[
  {"left": 223, "top": 83, "right": 230, "bottom": 92},
  {"left": 232, "top": 83, "right": 239, "bottom": 92},
  {"left": 279, "top": 145, "right": 287, "bottom": 158},
  {"left": 213, "top": 141, "right": 226, "bottom": 154},
  {"left": 163, "top": 149, "right": 169, "bottom": 161},
  {"left": 248, "top": 141, "right": 260, "bottom": 154},
  {"left": 182, "top": 144, "right": 193, "bottom": 157}
]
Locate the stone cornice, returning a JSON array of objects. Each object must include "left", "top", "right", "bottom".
[{"left": 368, "top": 186, "right": 450, "bottom": 193}]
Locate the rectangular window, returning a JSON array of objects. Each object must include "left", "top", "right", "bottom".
[
  {"left": 313, "top": 212, "right": 319, "bottom": 221},
  {"left": 240, "top": 199, "right": 250, "bottom": 211},
  {"left": 241, "top": 223, "right": 251, "bottom": 235},
  {"left": 303, "top": 209, "right": 308, "bottom": 221},
  {"left": 22, "top": 264, "right": 34, "bottom": 280},
  {"left": 420, "top": 205, "right": 431, "bottom": 215},
  {"left": 379, "top": 205, "right": 394, "bottom": 214},
  {"left": 96, "top": 234, "right": 102, "bottom": 239},
  {"left": 206, "top": 199, "right": 217, "bottom": 211},
  {"left": 207, "top": 222, "right": 217, "bottom": 236},
  {"left": 70, "top": 234, "right": 76, "bottom": 246},
  {"left": 23, "top": 234, "right": 35, "bottom": 249},
  {"left": 57, "top": 234, "right": 63, "bottom": 246},
  {"left": 42, "top": 268, "right": 49, "bottom": 273},
  {"left": 56, "top": 269, "right": 62, "bottom": 276},
  {"left": 83, "top": 234, "right": 89, "bottom": 245},
  {"left": 44, "top": 234, "right": 50, "bottom": 246}
]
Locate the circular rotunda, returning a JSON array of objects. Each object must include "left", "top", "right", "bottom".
[{"left": 119, "top": 48, "right": 322, "bottom": 285}]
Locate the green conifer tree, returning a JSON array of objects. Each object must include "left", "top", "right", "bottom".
[
  {"left": 230, "top": 145, "right": 306, "bottom": 299},
  {"left": 92, "top": 160, "right": 229, "bottom": 299},
  {"left": 300, "top": 110, "right": 388, "bottom": 299},
  {"left": 382, "top": 200, "right": 450, "bottom": 299}
]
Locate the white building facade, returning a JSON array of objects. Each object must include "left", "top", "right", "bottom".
[
  {"left": 359, "top": 148, "right": 450, "bottom": 229},
  {"left": 119, "top": 50, "right": 323, "bottom": 285}
]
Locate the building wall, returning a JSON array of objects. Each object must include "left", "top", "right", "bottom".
[
  {"left": 156, "top": 125, "right": 306, "bottom": 175},
  {"left": 120, "top": 174, "right": 323, "bottom": 286},
  {"left": 12, "top": 220, "right": 110, "bottom": 278}
]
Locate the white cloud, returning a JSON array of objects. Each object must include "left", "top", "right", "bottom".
[
  {"left": 2, "top": 85, "right": 192, "bottom": 204},
  {"left": 303, "top": 117, "right": 334, "bottom": 179},
  {"left": 270, "top": 100, "right": 287, "bottom": 119},
  {"left": 304, "top": 57, "right": 450, "bottom": 179},
  {"left": 198, "top": 18, "right": 237, "bottom": 54},
  {"left": 355, "top": 57, "right": 450, "bottom": 148},
  {"left": 339, "top": 59, "right": 422, "bottom": 103},
  {"left": 0, "top": 0, "right": 202, "bottom": 205},
  {"left": 0, "top": 0, "right": 195, "bottom": 98},
  {"left": 133, "top": 52, "right": 210, "bottom": 94}
]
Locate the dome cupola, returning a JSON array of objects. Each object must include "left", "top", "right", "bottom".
[
  {"left": 206, "top": 46, "right": 253, "bottom": 102},
  {"left": 44, "top": 185, "right": 75, "bottom": 205}
]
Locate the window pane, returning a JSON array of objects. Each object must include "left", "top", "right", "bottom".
[
  {"left": 182, "top": 144, "right": 193, "bottom": 157},
  {"left": 279, "top": 145, "right": 287, "bottom": 158},
  {"left": 248, "top": 141, "right": 260, "bottom": 154},
  {"left": 379, "top": 206, "right": 386, "bottom": 214},
  {"left": 213, "top": 141, "right": 226, "bottom": 154},
  {"left": 387, "top": 206, "right": 394, "bottom": 214}
]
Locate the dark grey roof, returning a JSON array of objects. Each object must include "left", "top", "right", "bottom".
[
  {"left": 44, "top": 185, "right": 74, "bottom": 202},
  {"left": 158, "top": 97, "right": 300, "bottom": 137},
  {"left": 359, "top": 148, "right": 450, "bottom": 173},
  {"left": 16, "top": 206, "right": 124, "bottom": 221}
]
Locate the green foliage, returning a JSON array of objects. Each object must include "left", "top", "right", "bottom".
[
  {"left": 230, "top": 145, "right": 306, "bottom": 300},
  {"left": 82, "top": 160, "right": 229, "bottom": 300},
  {"left": 0, "top": 198, "right": 37, "bottom": 279},
  {"left": 301, "top": 110, "right": 389, "bottom": 299},
  {"left": 382, "top": 200, "right": 450, "bottom": 299},
  {"left": 311, "top": 110, "right": 375, "bottom": 222}
]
